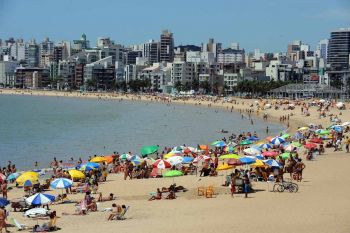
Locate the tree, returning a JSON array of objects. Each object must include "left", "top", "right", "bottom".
[
  {"left": 174, "top": 81, "right": 182, "bottom": 92},
  {"left": 191, "top": 78, "right": 199, "bottom": 91},
  {"left": 199, "top": 80, "right": 210, "bottom": 94}
]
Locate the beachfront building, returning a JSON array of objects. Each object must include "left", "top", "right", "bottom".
[
  {"left": 328, "top": 28, "right": 350, "bottom": 71},
  {"left": 39, "top": 37, "right": 54, "bottom": 67},
  {"left": 316, "top": 39, "right": 328, "bottom": 61},
  {"left": 84, "top": 56, "right": 115, "bottom": 91},
  {"left": 0, "top": 59, "right": 18, "bottom": 86},
  {"left": 223, "top": 73, "right": 240, "bottom": 94},
  {"left": 15, "top": 67, "right": 50, "bottom": 88},
  {"left": 265, "top": 60, "right": 293, "bottom": 81},
  {"left": 160, "top": 30, "right": 174, "bottom": 62},
  {"left": 9, "top": 40, "right": 26, "bottom": 62},
  {"left": 139, "top": 62, "right": 172, "bottom": 92},
  {"left": 171, "top": 60, "right": 195, "bottom": 87},
  {"left": 143, "top": 40, "right": 159, "bottom": 64},
  {"left": 269, "top": 83, "right": 344, "bottom": 99}
]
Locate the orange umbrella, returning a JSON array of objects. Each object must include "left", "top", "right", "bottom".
[
  {"left": 104, "top": 155, "right": 115, "bottom": 164},
  {"left": 199, "top": 145, "right": 209, "bottom": 150},
  {"left": 266, "top": 136, "right": 273, "bottom": 142}
]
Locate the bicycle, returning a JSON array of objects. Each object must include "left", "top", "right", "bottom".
[{"left": 273, "top": 181, "right": 298, "bottom": 193}]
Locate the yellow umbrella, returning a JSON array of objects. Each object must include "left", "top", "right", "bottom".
[
  {"left": 250, "top": 159, "right": 265, "bottom": 168},
  {"left": 16, "top": 171, "right": 39, "bottom": 185},
  {"left": 216, "top": 164, "right": 234, "bottom": 171},
  {"left": 68, "top": 170, "right": 85, "bottom": 180},
  {"left": 298, "top": 126, "right": 309, "bottom": 131},
  {"left": 163, "top": 153, "right": 176, "bottom": 159},
  {"left": 90, "top": 156, "right": 107, "bottom": 163}
]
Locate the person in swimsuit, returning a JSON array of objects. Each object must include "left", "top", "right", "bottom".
[{"left": 0, "top": 206, "right": 8, "bottom": 233}]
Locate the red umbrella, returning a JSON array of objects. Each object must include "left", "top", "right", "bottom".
[
  {"left": 152, "top": 159, "right": 172, "bottom": 169},
  {"left": 304, "top": 143, "right": 318, "bottom": 149},
  {"left": 309, "top": 138, "right": 323, "bottom": 144},
  {"left": 227, "top": 158, "right": 243, "bottom": 166},
  {"left": 193, "top": 155, "right": 211, "bottom": 163},
  {"left": 262, "top": 151, "right": 279, "bottom": 157}
]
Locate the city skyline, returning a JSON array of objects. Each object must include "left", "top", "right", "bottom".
[{"left": 0, "top": 0, "right": 349, "bottom": 52}]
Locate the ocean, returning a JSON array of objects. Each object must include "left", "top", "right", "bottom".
[{"left": 0, "top": 94, "right": 284, "bottom": 170}]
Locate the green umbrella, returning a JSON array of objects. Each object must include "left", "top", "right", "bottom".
[
  {"left": 163, "top": 170, "right": 184, "bottom": 177},
  {"left": 316, "top": 129, "right": 330, "bottom": 135},
  {"left": 291, "top": 141, "right": 302, "bottom": 147},
  {"left": 141, "top": 145, "right": 159, "bottom": 157},
  {"left": 240, "top": 140, "right": 252, "bottom": 145},
  {"left": 280, "top": 152, "right": 291, "bottom": 159},
  {"left": 219, "top": 154, "right": 240, "bottom": 159},
  {"left": 281, "top": 133, "right": 290, "bottom": 139}
]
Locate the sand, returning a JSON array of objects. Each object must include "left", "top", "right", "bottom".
[{"left": 1, "top": 89, "right": 350, "bottom": 233}]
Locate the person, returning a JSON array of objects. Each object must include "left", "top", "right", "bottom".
[
  {"left": 107, "top": 203, "right": 122, "bottom": 220},
  {"left": 1, "top": 181, "right": 7, "bottom": 199},
  {"left": 50, "top": 157, "right": 59, "bottom": 174},
  {"left": 87, "top": 199, "right": 97, "bottom": 212},
  {"left": 243, "top": 174, "right": 250, "bottom": 198},
  {"left": 0, "top": 206, "right": 8, "bottom": 233},
  {"left": 49, "top": 211, "right": 57, "bottom": 231},
  {"left": 149, "top": 188, "right": 162, "bottom": 201},
  {"left": 98, "top": 193, "right": 115, "bottom": 202},
  {"left": 295, "top": 159, "right": 306, "bottom": 182},
  {"left": 230, "top": 175, "right": 236, "bottom": 198},
  {"left": 345, "top": 136, "right": 350, "bottom": 153},
  {"left": 165, "top": 190, "right": 176, "bottom": 200}
]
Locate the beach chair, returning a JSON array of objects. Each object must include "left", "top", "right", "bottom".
[
  {"left": 197, "top": 187, "right": 205, "bottom": 196},
  {"left": 116, "top": 206, "right": 129, "bottom": 220},
  {"left": 10, "top": 217, "right": 27, "bottom": 231}
]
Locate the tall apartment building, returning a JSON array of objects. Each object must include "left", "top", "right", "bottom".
[
  {"left": 316, "top": 39, "right": 328, "bottom": 61},
  {"left": 160, "top": 30, "right": 174, "bottom": 62},
  {"left": 26, "top": 40, "right": 39, "bottom": 67},
  {"left": 328, "top": 28, "right": 350, "bottom": 71},
  {"left": 143, "top": 40, "right": 159, "bottom": 64}
]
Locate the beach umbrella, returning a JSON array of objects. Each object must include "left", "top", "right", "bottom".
[
  {"left": 298, "top": 127, "right": 309, "bottom": 131},
  {"left": 163, "top": 170, "right": 183, "bottom": 177},
  {"left": 193, "top": 155, "right": 211, "bottom": 163},
  {"left": 224, "top": 146, "right": 235, "bottom": 153},
  {"left": 219, "top": 154, "right": 240, "bottom": 160},
  {"left": 7, "top": 172, "right": 20, "bottom": 181},
  {"left": 163, "top": 152, "right": 177, "bottom": 159},
  {"left": 23, "top": 180, "right": 36, "bottom": 187},
  {"left": 68, "top": 170, "right": 85, "bottom": 180},
  {"left": 131, "top": 159, "right": 142, "bottom": 166},
  {"left": 309, "top": 138, "right": 323, "bottom": 144},
  {"left": 280, "top": 152, "right": 294, "bottom": 159},
  {"left": 271, "top": 137, "right": 285, "bottom": 146},
  {"left": 130, "top": 155, "right": 142, "bottom": 161},
  {"left": 263, "top": 159, "right": 281, "bottom": 168},
  {"left": 24, "top": 208, "right": 48, "bottom": 218},
  {"left": 227, "top": 158, "right": 243, "bottom": 166},
  {"left": 262, "top": 151, "right": 279, "bottom": 157},
  {"left": 243, "top": 147, "right": 260, "bottom": 155},
  {"left": 103, "top": 155, "right": 115, "bottom": 164},
  {"left": 166, "top": 156, "right": 184, "bottom": 166},
  {"left": 250, "top": 159, "right": 265, "bottom": 168},
  {"left": 79, "top": 162, "right": 100, "bottom": 171},
  {"left": 304, "top": 143, "right": 318, "bottom": 149},
  {"left": 216, "top": 164, "right": 234, "bottom": 171},
  {"left": 90, "top": 156, "right": 107, "bottom": 163},
  {"left": 211, "top": 141, "right": 226, "bottom": 147},
  {"left": 16, "top": 172, "right": 39, "bottom": 186},
  {"left": 239, "top": 156, "right": 256, "bottom": 164},
  {"left": 153, "top": 159, "right": 172, "bottom": 169},
  {"left": 265, "top": 136, "right": 274, "bottom": 142},
  {"left": 247, "top": 136, "right": 259, "bottom": 141},
  {"left": 141, "top": 145, "right": 159, "bottom": 157},
  {"left": 240, "top": 140, "right": 252, "bottom": 145},
  {"left": 199, "top": 145, "right": 209, "bottom": 151},
  {"left": 330, "top": 125, "right": 342, "bottom": 133},
  {"left": 291, "top": 141, "right": 302, "bottom": 147},
  {"left": 315, "top": 129, "right": 330, "bottom": 135},
  {"left": 50, "top": 178, "right": 73, "bottom": 189},
  {"left": 284, "top": 144, "right": 296, "bottom": 152},
  {"left": 281, "top": 133, "right": 290, "bottom": 139},
  {"left": 120, "top": 153, "right": 132, "bottom": 160},
  {"left": 259, "top": 143, "right": 272, "bottom": 149},
  {"left": 144, "top": 157, "right": 155, "bottom": 166},
  {"left": 0, "top": 198, "right": 9, "bottom": 207},
  {"left": 255, "top": 154, "right": 264, "bottom": 160},
  {"left": 25, "top": 193, "right": 55, "bottom": 206},
  {"left": 182, "top": 156, "right": 194, "bottom": 164},
  {"left": 0, "top": 173, "right": 6, "bottom": 182}
]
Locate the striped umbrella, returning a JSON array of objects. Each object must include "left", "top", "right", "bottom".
[
  {"left": 51, "top": 178, "right": 73, "bottom": 189},
  {"left": 263, "top": 159, "right": 281, "bottom": 168},
  {"left": 239, "top": 156, "right": 256, "bottom": 164},
  {"left": 153, "top": 159, "right": 172, "bottom": 169},
  {"left": 0, "top": 198, "right": 9, "bottom": 207},
  {"left": 243, "top": 147, "right": 260, "bottom": 155},
  {"left": 25, "top": 193, "right": 55, "bottom": 206},
  {"left": 271, "top": 137, "right": 285, "bottom": 145},
  {"left": 166, "top": 156, "right": 184, "bottom": 166},
  {"left": 259, "top": 143, "right": 272, "bottom": 149},
  {"left": 79, "top": 162, "right": 100, "bottom": 171},
  {"left": 193, "top": 155, "right": 211, "bottom": 163}
]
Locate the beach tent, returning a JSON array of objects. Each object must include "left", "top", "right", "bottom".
[
  {"left": 68, "top": 170, "right": 85, "bottom": 180},
  {"left": 16, "top": 172, "right": 39, "bottom": 186}
]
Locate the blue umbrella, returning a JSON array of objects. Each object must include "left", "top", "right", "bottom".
[
  {"left": 213, "top": 141, "right": 226, "bottom": 147},
  {"left": 255, "top": 154, "right": 264, "bottom": 160},
  {"left": 259, "top": 143, "right": 272, "bottom": 149},
  {"left": 182, "top": 156, "right": 194, "bottom": 163},
  {"left": 263, "top": 159, "right": 281, "bottom": 168},
  {"left": 51, "top": 178, "right": 73, "bottom": 189},
  {"left": 330, "top": 125, "right": 342, "bottom": 132},
  {"left": 7, "top": 172, "right": 20, "bottom": 181},
  {"left": 25, "top": 193, "right": 55, "bottom": 206},
  {"left": 248, "top": 136, "right": 259, "bottom": 141},
  {"left": 239, "top": 156, "right": 256, "bottom": 164},
  {"left": 24, "top": 180, "right": 34, "bottom": 187},
  {"left": 0, "top": 198, "right": 9, "bottom": 207},
  {"left": 271, "top": 137, "right": 285, "bottom": 145},
  {"left": 78, "top": 162, "right": 100, "bottom": 171}
]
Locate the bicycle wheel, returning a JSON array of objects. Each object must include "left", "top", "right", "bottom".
[
  {"left": 291, "top": 183, "right": 298, "bottom": 193},
  {"left": 274, "top": 183, "right": 284, "bottom": 192}
]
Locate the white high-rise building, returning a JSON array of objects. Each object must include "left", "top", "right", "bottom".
[{"left": 316, "top": 39, "right": 328, "bottom": 61}]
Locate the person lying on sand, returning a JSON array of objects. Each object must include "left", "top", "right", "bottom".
[
  {"left": 148, "top": 188, "right": 162, "bottom": 201},
  {"left": 165, "top": 190, "right": 176, "bottom": 200},
  {"left": 98, "top": 193, "right": 115, "bottom": 202}
]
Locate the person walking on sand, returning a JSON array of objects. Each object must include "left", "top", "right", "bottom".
[
  {"left": 345, "top": 136, "right": 350, "bottom": 153},
  {"left": 243, "top": 174, "right": 250, "bottom": 198}
]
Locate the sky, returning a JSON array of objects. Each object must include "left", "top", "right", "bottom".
[{"left": 0, "top": 0, "right": 349, "bottom": 52}]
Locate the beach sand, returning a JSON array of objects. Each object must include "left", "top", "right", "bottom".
[{"left": 2, "top": 89, "right": 350, "bottom": 233}]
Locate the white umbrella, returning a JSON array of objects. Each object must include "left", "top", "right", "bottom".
[
  {"left": 25, "top": 193, "right": 55, "bottom": 206},
  {"left": 51, "top": 178, "right": 73, "bottom": 189},
  {"left": 166, "top": 156, "right": 184, "bottom": 166},
  {"left": 341, "top": 122, "right": 350, "bottom": 127},
  {"left": 243, "top": 147, "right": 260, "bottom": 155},
  {"left": 24, "top": 208, "right": 48, "bottom": 218},
  {"left": 336, "top": 102, "right": 344, "bottom": 109}
]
